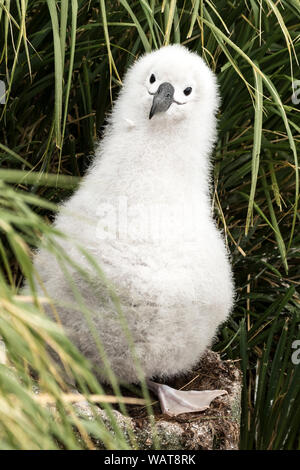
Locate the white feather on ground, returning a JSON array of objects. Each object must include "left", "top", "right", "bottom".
[{"left": 25, "top": 45, "right": 235, "bottom": 384}]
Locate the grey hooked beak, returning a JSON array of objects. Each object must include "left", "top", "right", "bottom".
[{"left": 149, "top": 82, "right": 175, "bottom": 120}]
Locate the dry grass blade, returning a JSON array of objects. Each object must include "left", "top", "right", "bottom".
[{"left": 33, "top": 393, "right": 146, "bottom": 406}]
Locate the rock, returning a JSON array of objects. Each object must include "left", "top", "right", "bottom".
[{"left": 75, "top": 350, "right": 242, "bottom": 450}]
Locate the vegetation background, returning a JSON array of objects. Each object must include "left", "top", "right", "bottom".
[{"left": 0, "top": 0, "right": 299, "bottom": 450}]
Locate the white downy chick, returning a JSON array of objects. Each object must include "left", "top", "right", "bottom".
[{"left": 27, "top": 45, "right": 235, "bottom": 415}]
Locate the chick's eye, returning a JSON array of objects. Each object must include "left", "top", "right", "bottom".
[
  {"left": 149, "top": 74, "right": 156, "bottom": 84},
  {"left": 184, "top": 87, "right": 192, "bottom": 96}
]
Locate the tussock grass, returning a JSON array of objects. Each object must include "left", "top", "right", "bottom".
[{"left": 0, "top": 0, "right": 299, "bottom": 449}]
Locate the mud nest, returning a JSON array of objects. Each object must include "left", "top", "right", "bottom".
[{"left": 77, "top": 350, "right": 242, "bottom": 450}]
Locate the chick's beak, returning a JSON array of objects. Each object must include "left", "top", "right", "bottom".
[{"left": 149, "top": 82, "right": 175, "bottom": 120}]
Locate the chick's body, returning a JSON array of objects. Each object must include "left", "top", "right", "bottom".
[{"left": 30, "top": 45, "right": 234, "bottom": 383}]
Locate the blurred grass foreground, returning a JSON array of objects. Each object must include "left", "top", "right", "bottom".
[{"left": 0, "top": 0, "right": 299, "bottom": 450}]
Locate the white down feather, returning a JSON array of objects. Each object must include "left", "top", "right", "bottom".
[{"left": 25, "top": 45, "right": 235, "bottom": 383}]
